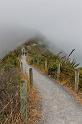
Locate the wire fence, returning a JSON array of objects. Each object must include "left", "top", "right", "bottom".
[
  {"left": 0, "top": 80, "right": 29, "bottom": 124},
  {"left": 0, "top": 91, "right": 21, "bottom": 124},
  {"left": 0, "top": 52, "right": 81, "bottom": 123},
  {"left": 0, "top": 53, "right": 30, "bottom": 124},
  {"left": 27, "top": 55, "right": 82, "bottom": 93}
]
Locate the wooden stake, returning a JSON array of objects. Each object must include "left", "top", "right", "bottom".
[
  {"left": 57, "top": 63, "right": 60, "bottom": 81},
  {"left": 29, "top": 68, "right": 33, "bottom": 87},
  {"left": 75, "top": 69, "right": 79, "bottom": 93},
  {"left": 45, "top": 59, "right": 48, "bottom": 73}
]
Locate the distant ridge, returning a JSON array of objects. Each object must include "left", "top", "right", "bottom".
[{"left": 0, "top": 25, "right": 41, "bottom": 59}]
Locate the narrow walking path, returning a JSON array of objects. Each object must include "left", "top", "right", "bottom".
[{"left": 22, "top": 55, "right": 82, "bottom": 124}]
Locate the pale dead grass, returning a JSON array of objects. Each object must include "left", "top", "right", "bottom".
[
  {"left": 63, "top": 85, "right": 82, "bottom": 104},
  {"left": 28, "top": 87, "right": 42, "bottom": 124}
]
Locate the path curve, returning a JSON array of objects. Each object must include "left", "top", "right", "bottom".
[{"left": 22, "top": 56, "right": 82, "bottom": 124}]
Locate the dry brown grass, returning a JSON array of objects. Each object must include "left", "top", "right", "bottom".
[
  {"left": 28, "top": 87, "right": 42, "bottom": 124},
  {"left": 63, "top": 84, "right": 82, "bottom": 105}
]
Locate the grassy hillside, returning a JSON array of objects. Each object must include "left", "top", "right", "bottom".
[
  {"left": 0, "top": 47, "right": 23, "bottom": 124},
  {"left": 24, "top": 39, "right": 82, "bottom": 92}
]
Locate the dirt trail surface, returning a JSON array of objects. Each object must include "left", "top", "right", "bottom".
[{"left": 22, "top": 55, "right": 82, "bottom": 124}]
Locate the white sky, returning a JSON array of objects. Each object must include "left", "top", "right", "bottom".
[{"left": 0, "top": 0, "right": 82, "bottom": 65}]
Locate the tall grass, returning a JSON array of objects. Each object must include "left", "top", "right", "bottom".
[{"left": 25, "top": 39, "right": 82, "bottom": 92}]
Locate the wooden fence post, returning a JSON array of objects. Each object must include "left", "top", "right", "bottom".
[
  {"left": 20, "top": 61, "right": 22, "bottom": 71},
  {"left": 57, "top": 63, "right": 60, "bottom": 81},
  {"left": 45, "top": 59, "right": 48, "bottom": 73},
  {"left": 75, "top": 69, "right": 79, "bottom": 93},
  {"left": 29, "top": 68, "right": 33, "bottom": 87},
  {"left": 20, "top": 80, "right": 28, "bottom": 124}
]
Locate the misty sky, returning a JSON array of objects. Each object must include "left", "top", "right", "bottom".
[{"left": 0, "top": 0, "right": 82, "bottom": 65}]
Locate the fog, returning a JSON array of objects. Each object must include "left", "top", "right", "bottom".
[
  {"left": 0, "top": 25, "right": 40, "bottom": 58},
  {"left": 0, "top": 0, "right": 82, "bottom": 65}
]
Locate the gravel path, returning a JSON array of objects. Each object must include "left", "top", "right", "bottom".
[
  {"left": 22, "top": 55, "right": 82, "bottom": 124},
  {"left": 32, "top": 68, "right": 82, "bottom": 124}
]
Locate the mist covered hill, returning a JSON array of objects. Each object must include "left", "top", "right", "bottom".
[
  {"left": 0, "top": 25, "right": 64, "bottom": 60},
  {"left": 0, "top": 24, "right": 77, "bottom": 66},
  {"left": 0, "top": 25, "right": 41, "bottom": 59}
]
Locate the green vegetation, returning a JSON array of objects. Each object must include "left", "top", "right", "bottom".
[
  {"left": 0, "top": 46, "right": 31, "bottom": 123},
  {"left": 24, "top": 39, "right": 82, "bottom": 92},
  {"left": 0, "top": 48, "right": 21, "bottom": 122}
]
